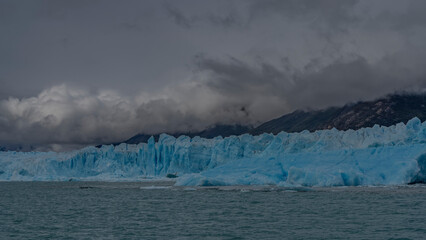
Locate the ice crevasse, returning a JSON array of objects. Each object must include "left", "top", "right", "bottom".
[{"left": 1, "top": 117, "right": 426, "bottom": 187}]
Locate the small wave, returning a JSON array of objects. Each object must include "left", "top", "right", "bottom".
[{"left": 140, "top": 186, "right": 171, "bottom": 190}]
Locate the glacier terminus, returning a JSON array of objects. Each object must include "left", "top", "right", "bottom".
[{"left": 1, "top": 117, "right": 426, "bottom": 187}]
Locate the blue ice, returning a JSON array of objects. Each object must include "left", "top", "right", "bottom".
[{"left": 1, "top": 117, "right": 426, "bottom": 187}]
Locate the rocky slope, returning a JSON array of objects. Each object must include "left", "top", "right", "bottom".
[{"left": 250, "top": 93, "right": 426, "bottom": 135}]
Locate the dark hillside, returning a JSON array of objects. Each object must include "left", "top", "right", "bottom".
[{"left": 251, "top": 93, "right": 426, "bottom": 134}]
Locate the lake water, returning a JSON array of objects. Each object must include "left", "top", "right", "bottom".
[{"left": 0, "top": 182, "right": 425, "bottom": 239}]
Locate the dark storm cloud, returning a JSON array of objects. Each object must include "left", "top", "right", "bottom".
[
  {"left": 249, "top": 0, "right": 359, "bottom": 29},
  {"left": 1, "top": 0, "right": 426, "bottom": 151},
  {"left": 164, "top": 0, "right": 244, "bottom": 29},
  {"left": 164, "top": 4, "right": 193, "bottom": 29},
  {"left": 193, "top": 53, "right": 426, "bottom": 116},
  {"left": 193, "top": 55, "right": 289, "bottom": 97},
  {"left": 0, "top": 0, "right": 168, "bottom": 99}
]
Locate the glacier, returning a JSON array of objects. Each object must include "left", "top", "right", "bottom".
[{"left": 1, "top": 117, "right": 426, "bottom": 187}]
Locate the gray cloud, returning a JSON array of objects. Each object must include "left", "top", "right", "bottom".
[
  {"left": 164, "top": 0, "right": 244, "bottom": 29},
  {"left": 249, "top": 0, "right": 359, "bottom": 31},
  {"left": 1, "top": 0, "right": 426, "bottom": 150},
  {"left": 164, "top": 3, "right": 194, "bottom": 29},
  {"left": 193, "top": 52, "right": 426, "bottom": 116}
]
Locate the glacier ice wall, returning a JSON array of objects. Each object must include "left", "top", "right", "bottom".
[{"left": 1, "top": 117, "right": 426, "bottom": 186}]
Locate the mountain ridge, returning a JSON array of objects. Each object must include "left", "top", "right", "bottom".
[
  {"left": 118, "top": 92, "right": 426, "bottom": 145},
  {"left": 251, "top": 93, "right": 426, "bottom": 135}
]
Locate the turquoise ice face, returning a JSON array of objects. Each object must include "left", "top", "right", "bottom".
[{"left": 1, "top": 117, "right": 426, "bottom": 186}]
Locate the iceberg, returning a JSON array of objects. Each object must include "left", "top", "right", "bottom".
[{"left": 0, "top": 117, "right": 426, "bottom": 187}]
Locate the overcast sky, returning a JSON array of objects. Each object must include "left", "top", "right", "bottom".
[{"left": 1, "top": 0, "right": 426, "bottom": 151}]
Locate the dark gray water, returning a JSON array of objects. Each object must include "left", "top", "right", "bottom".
[{"left": 0, "top": 182, "right": 425, "bottom": 240}]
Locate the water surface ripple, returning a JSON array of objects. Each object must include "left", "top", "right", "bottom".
[{"left": 0, "top": 182, "right": 425, "bottom": 239}]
